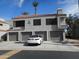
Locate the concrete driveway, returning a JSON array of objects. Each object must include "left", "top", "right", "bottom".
[{"left": 0, "top": 41, "right": 79, "bottom": 52}]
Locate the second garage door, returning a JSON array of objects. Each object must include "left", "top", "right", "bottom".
[
  {"left": 35, "top": 31, "right": 47, "bottom": 41},
  {"left": 22, "top": 32, "right": 32, "bottom": 41}
]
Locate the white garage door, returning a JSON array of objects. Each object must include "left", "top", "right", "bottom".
[
  {"left": 22, "top": 32, "right": 32, "bottom": 41},
  {"left": 9, "top": 32, "right": 18, "bottom": 41},
  {"left": 35, "top": 31, "right": 47, "bottom": 41}
]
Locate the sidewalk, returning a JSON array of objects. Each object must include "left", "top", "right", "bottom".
[
  {"left": 0, "top": 41, "right": 79, "bottom": 52},
  {"left": 67, "top": 39, "right": 79, "bottom": 46}
]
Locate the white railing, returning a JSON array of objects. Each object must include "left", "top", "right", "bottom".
[{"left": 12, "top": 27, "right": 25, "bottom": 30}]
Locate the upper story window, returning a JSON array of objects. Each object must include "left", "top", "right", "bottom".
[
  {"left": 14, "top": 20, "right": 25, "bottom": 27},
  {"left": 33, "top": 19, "right": 41, "bottom": 25},
  {"left": 0, "top": 24, "right": 3, "bottom": 26},
  {"left": 46, "top": 18, "right": 57, "bottom": 25}
]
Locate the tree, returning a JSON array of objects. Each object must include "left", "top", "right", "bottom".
[
  {"left": 66, "top": 14, "right": 79, "bottom": 39},
  {"left": 66, "top": 14, "right": 75, "bottom": 38},
  {"left": 32, "top": 0, "right": 38, "bottom": 15}
]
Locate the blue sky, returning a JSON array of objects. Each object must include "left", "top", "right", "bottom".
[{"left": 0, "top": 0, "right": 78, "bottom": 20}]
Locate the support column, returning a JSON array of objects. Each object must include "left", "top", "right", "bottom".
[
  {"left": 63, "top": 32, "right": 66, "bottom": 41},
  {"left": 18, "top": 32, "right": 22, "bottom": 42},
  {"left": 47, "top": 31, "right": 50, "bottom": 41},
  {"left": 0, "top": 37, "right": 1, "bottom": 40},
  {"left": 25, "top": 20, "right": 27, "bottom": 30},
  {"left": 32, "top": 31, "right": 35, "bottom": 35},
  {"left": 0, "top": 36, "right": 1, "bottom": 41},
  {"left": 7, "top": 33, "right": 9, "bottom": 41}
]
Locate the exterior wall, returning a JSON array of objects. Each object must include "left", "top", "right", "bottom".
[
  {"left": 12, "top": 15, "right": 66, "bottom": 32},
  {"left": 0, "top": 23, "right": 10, "bottom": 30},
  {"left": 7, "top": 15, "right": 66, "bottom": 42},
  {"left": 24, "top": 16, "right": 58, "bottom": 32},
  {"left": 57, "top": 16, "right": 66, "bottom": 29},
  {"left": 7, "top": 20, "right": 13, "bottom": 29},
  {"left": 7, "top": 31, "right": 64, "bottom": 42}
]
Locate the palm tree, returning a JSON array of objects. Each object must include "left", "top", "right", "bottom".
[{"left": 32, "top": 0, "right": 38, "bottom": 15}]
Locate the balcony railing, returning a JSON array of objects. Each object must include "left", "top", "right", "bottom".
[{"left": 10, "top": 27, "right": 25, "bottom": 31}]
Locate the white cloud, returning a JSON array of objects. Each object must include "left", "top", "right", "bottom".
[
  {"left": 0, "top": 0, "right": 24, "bottom": 8},
  {"left": 59, "top": 0, "right": 77, "bottom": 4},
  {"left": 62, "top": 0, "right": 79, "bottom": 15},
  {"left": 13, "top": 0, "right": 24, "bottom": 7},
  {"left": 18, "top": 0, "right": 24, "bottom": 7},
  {"left": 64, "top": 4, "right": 78, "bottom": 15}
]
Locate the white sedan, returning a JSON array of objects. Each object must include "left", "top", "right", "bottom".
[{"left": 26, "top": 35, "right": 43, "bottom": 45}]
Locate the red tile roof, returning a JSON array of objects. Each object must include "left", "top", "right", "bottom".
[{"left": 12, "top": 14, "right": 66, "bottom": 19}]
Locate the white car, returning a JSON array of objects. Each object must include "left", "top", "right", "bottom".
[{"left": 26, "top": 35, "right": 43, "bottom": 45}]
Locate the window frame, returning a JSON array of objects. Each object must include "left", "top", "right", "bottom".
[
  {"left": 33, "top": 19, "right": 41, "bottom": 26},
  {"left": 14, "top": 20, "right": 25, "bottom": 27},
  {"left": 46, "top": 18, "right": 57, "bottom": 25}
]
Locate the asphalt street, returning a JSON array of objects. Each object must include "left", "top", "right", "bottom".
[
  {"left": 8, "top": 50, "right": 79, "bottom": 59},
  {"left": 0, "top": 50, "right": 11, "bottom": 55}
]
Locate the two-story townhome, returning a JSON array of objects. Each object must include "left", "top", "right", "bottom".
[{"left": 7, "top": 9, "right": 67, "bottom": 42}]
